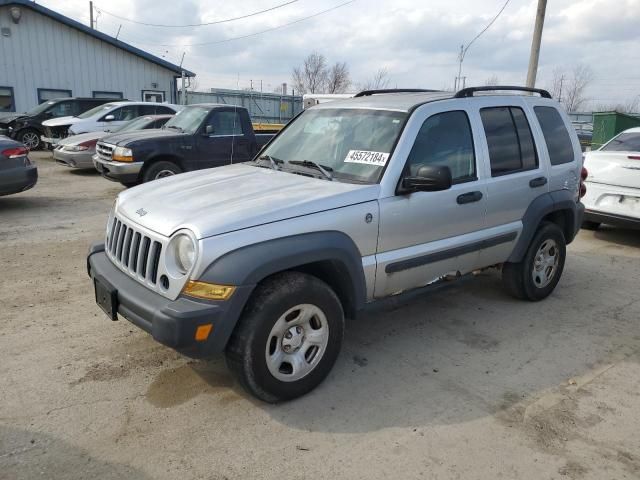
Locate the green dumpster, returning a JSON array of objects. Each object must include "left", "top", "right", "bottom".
[{"left": 592, "top": 111, "right": 640, "bottom": 150}]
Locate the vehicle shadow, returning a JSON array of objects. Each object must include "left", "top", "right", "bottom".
[
  {"left": 67, "top": 168, "right": 101, "bottom": 176},
  {"left": 593, "top": 226, "right": 640, "bottom": 248},
  {"left": 181, "top": 249, "right": 640, "bottom": 433},
  {"left": 0, "top": 425, "right": 152, "bottom": 480}
]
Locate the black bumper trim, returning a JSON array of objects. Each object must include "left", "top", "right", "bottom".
[
  {"left": 87, "top": 242, "right": 254, "bottom": 358},
  {"left": 584, "top": 210, "right": 640, "bottom": 229}
]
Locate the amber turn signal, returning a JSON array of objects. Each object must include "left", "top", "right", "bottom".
[
  {"left": 195, "top": 324, "right": 213, "bottom": 342},
  {"left": 182, "top": 280, "right": 235, "bottom": 300}
]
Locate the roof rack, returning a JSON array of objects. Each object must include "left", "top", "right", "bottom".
[
  {"left": 354, "top": 88, "right": 440, "bottom": 98},
  {"left": 454, "top": 86, "right": 552, "bottom": 99}
]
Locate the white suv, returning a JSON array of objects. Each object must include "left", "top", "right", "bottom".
[
  {"left": 41, "top": 101, "right": 181, "bottom": 147},
  {"left": 87, "top": 87, "right": 586, "bottom": 402}
]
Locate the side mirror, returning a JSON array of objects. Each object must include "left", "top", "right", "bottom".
[
  {"left": 205, "top": 125, "right": 215, "bottom": 135},
  {"left": 104, "top": 114, "right": 115, "bottom": 122},
  {"left": 402, "top": 165, "right": 452, "bottom": 192}
]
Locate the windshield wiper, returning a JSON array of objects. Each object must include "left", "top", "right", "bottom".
[
  {"left": 288, "top": 160, "right": 333, "bottom": 181},
  {"left": 256, "top": 154, "right": 283, "bottom": 171},
  {"left": 166, "top": 125, "right": 183, "bottom": 132}
]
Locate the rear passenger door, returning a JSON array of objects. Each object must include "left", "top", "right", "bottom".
[{"left": 475, "top": 99, "right": 549, "bottom": 266}]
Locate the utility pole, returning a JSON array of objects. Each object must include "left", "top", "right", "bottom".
[
  {"left": 89, "top": 1, "right": 94, "bottom": 29},
  {"left": 526, "top": 0, "right": 547, "bottom": 88},
  {"left": 179, "top": 52, "right": 186, "bottom": 105},
  {"left": 558, "top": 74, "right": 564, "bottom": 102}
]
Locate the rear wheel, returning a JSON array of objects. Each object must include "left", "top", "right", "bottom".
[
  {"left": 581, "top": 220, "right": 601, "bottom": 230},
  {"left": 502, "top": 222, "right": 566, "bottom": 301},
  {"left": 17, "top": 129, "right": 41, "bottom": 150},
  {"left": 142, "top": 161, "right": 182, "bottom": 183},
  {"left": 225, "top": 272, "right": 344, "bottom": 403}
]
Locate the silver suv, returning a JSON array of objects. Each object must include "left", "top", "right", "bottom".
[{"left": 87, "top": 87, "right": 586, "bottom": 402}]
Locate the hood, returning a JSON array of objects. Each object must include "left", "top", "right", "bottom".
[
  {"left": 0, "top": 114, "right": 26, "bottom": 126},
  {"left": 43, "top": 116, "right": 78, "bottom": 127},
  {"left": 117, "top": 163, "right": 379, "bottom": 238},
  {"left": 102, "top": 128, "right": 183, "bottom": 146},
  {"left": 58, "top": 131, "right": 107, "bottom": 146}
]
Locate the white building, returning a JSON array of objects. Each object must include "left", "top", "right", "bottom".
[{"left": 0, "top": 0, "right": 194, "bottom": 115}]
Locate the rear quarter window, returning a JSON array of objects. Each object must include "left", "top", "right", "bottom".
[
  {"left": 534, "top": 106, "right": 575, "bottom": 165},
  {"left": 601, "top": 132, "right": 640, "bottom": 152}
]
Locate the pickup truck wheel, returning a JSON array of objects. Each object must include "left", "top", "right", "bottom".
[
  {"left": 225, "top": 272, "right": 344, "bottom": 403},
  {"left": 17, "top": 129, "right": 41, "bottom": 150},
  {"left": 502, "top": 222, "right": 566, "bottom": 301},
  {"left": 142, "top": 161, "right": 182, "bottom": 183}
]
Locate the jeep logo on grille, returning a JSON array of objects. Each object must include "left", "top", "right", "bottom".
[{"left": 136, "top": 208, "right": 148, "bottom": 217}]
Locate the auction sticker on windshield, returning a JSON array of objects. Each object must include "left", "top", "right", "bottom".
[{"left": 344, "top": 150, "right": 390, "bottom": 166}]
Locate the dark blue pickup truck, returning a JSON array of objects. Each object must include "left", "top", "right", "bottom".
[{"left": 93, "top": 104, "right": 281, "bottom": 185}]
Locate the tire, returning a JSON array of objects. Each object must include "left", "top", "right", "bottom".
[
  {"left": 17, "top": 129, "right": 41, "bottom": 150},
  {"left": 581, "top": 220, "right": 601, "bottom": 230},
  {"left": 119, "top": 181, "right": 139, "bottom": 188},
  {"left": 225, "top": 272, "right": 345, "bottom": 403},
  {"left": 142, "top": 161, "right": 182, "bottom": 183},
  {"left": 502, "top": 222, "right": 566, "bottom": 301}
]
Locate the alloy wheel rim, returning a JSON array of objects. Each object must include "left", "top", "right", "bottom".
[
  {"left": 155, "top": 169, "right": 175, "bottom": 179},
  {"left": 532, "top": 239, "right": 559, "bottom": 288},
  {"left": 22, "top": 132, "right": 39, "bottom": 148},
  {"left": 265, "top": 304, "right": 329, "bottom": 382}
]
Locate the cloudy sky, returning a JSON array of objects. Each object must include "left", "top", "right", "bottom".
[{"left": 41, "top": 0, "right": 640, "bottom": 108}]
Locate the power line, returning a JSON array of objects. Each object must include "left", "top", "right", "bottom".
[
  {"left": 121, "top": 0, "right": 355, "bottom": 48},
  {"left": 95, "top": 0, "right": 298, "bottom": 27}
]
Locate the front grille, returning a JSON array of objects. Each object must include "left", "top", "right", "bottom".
[
  {"left": 96, "top": 142, "right": 114, "bottom": 162},
  {"left": 106, "top": 215, "right": 163, "bottom": 287},
  {"left": 43, "top": 125, "right": 70, "bottom": 139}
]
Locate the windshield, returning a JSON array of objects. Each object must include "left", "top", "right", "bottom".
[
  {"left": 163, "top": 106, "right": 209, "bottom": 134},
  {"left": 602, "top": 132, "right": 640, "bottom": 152},
  {"left": 111, "top": 116, "right": 153, "bottom": 133},
  {"left": 26, "top": 101, "right": 57, "bottom": 116},
  {"left": 77, "top": 103, "right": 117, "bottom": 119},
  {"left": 260, "top": 108, "right": 407, "bottom": 183}
]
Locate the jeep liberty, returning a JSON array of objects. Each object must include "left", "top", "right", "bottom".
[{"left": 87, "top": 87, "right": 586, "bottom": 402}]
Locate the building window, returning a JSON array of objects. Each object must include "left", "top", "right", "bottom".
[
  {"left": 37, "top": 88, "right": 72, "bottom": 103},
  {"left": 93, "top": 91, "right": 124, "bottom": 100},
  {"left": 141, "top": 90, "right": 165, "bottom": 102},
  {"left": 0, "top": 86, "right": 15, "bottom": 112}
]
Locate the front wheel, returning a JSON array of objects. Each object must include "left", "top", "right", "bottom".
[
  {"left": 502, "top": 222, "right": 566, "bottom": 301},
  {"left": 17, "top": 129, "right": 41, "bottom": 150},
  {"left": 225, "top": 272, "right": 344, "bottom": 403},
  {"left": 142, "top": 161, "right": 182, "bottom": 183}
]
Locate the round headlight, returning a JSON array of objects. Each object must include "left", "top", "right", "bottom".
[{"left": 171, "top": 233, "right": 196, "bottom": 275}]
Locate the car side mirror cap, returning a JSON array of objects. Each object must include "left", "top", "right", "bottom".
[
  {"left": 104, "top": 114, "right": 115, "bottom": 122},
  {"left": 205, "top": 125, "right": 215, "bottom": 135},
  {"left": 402, "top": 165, "right": 452, "bottom": 192}
]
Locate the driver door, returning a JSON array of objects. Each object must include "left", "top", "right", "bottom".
[{"left": 375, "top": 107, "right": 488, "bottom": 297}]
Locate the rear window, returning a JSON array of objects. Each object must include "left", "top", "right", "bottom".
[
  {"left": 534, "top": 106, "right": 575, "bottom": 165},
  {"left": 601, "top": 132, "right": 640, "bottom": 152},
  {"left": 480, "top": 106, "right": 538, "bottom": 176}
]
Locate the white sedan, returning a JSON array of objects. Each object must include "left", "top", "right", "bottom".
[{"left": 582, "top": 127, "right": 640, "bottom": 229}]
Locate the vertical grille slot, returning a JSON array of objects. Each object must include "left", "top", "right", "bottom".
[
  {"left": 122, "top": 229, "right": 133, "bottom": 266},
  {"left": 129, "top": 232, "right": 141, "bottom": 271},
  {"left": 110, "top": 220, "right": 121, "bottom": 254},
  {"left": 140, "top": 237, "right": 151, "bottom": 278},
  {"left": 149, "top": 241, "right": 162, "bottom": 284},
  {"left": 116, "top": 225, "right": 128, "bottom": 261}
]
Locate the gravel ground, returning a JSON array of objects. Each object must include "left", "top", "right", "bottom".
[{"left": 1, "top": 152, "right": 640, "bottom": 480}]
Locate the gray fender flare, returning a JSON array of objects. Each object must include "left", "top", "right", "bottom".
[
  {"left": 508, "top": 190, "right": 581, "bottom": 263},
  {"left": 199, "top": 231, "right": 367, "bottom": 315}
]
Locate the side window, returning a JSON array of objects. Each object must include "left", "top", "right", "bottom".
[
  {"left": 139, "top": 104, "right": 157, "bottom": 115},
  {"left": 153, "top": 118, "right": 170, "bottom": 129},
  {"left": 534, "top": 106, "right": 574, "bottom": 165},
  {"left": 406, "top": 110, "right": 476, "bottom": 184},
  {"left": 206, "top": 111, "right": 243, "bottom": 135},
  {"left": 155, "top": 106, "right": 176, "bottom": 115},
  {"left": 480, "top": 106, "right": 538, "bottom": 176},
  {"left": 0, "top": 87, "right": 15, "bottom": 112},
  {"left": 47, "top": 101, "right": 74, "bottom": 117},
  {"left": 107, "top": 105, "right": 139, "bottom": 121}
]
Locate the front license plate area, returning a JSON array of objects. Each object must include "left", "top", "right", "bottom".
[{"left": 94, "top": 277, "right": 118, "bottom": 321}]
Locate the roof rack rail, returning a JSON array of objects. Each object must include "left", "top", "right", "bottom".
[
  {"left": 354, "top": 88, "right": 440, "bottom": 98},
  {"left": 454, "top": 86, "right": 552, "bottom": 99}
]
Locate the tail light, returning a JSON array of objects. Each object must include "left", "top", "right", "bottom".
[
  {"left": 2, "top": 146, "right": 29, "bottom": 158},
  {"left": 628, "top": 155, "right": 640, "bottom": 160},
  {"left": 579, "top": 166, "right": 588, "bottom": 198}
]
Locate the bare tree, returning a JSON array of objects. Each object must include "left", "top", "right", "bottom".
[
  {"left": 292, "top": 52, "right": 329, "bottom": 94},
  {"left": 326, "top": 62, "right": 351, "bottom": 94},
  {"left": 594, "top": 96, "right": 640, "bottom": 113},
  {"left": 484, "top": 75, "right": 500, "bottom": 86},
  {"left": 360, "top": 68, "right": 391, "bottom": 90},
  {"left": 547, "top": 64, "right": 594, "bottom": 112}
]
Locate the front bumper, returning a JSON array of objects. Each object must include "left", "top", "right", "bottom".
[
  {"left": 93, "top": 155, "right": 143, "bottom": 183},
  {"left": 87, "top": 243, "right": 254, "bottom": 358},
  {"left": 53, "top": 147, "right": 95, "bottom": 169},
  {"left": 0, "top": 164, "right": 38, "bottom": 196},
  {"left": 40, "top": 136, "right": 61, "bottom": 149}
]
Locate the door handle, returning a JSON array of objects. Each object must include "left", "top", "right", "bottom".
[
  {"left": 529, "top": 176, "right": 548, "bottom": 188},
  {"left": 457, "top": 191, "right": 483, "bottom": 204}
]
